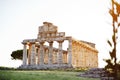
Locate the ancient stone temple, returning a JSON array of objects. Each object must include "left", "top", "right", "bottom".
[{"left": 20, "top": 22, "right": 98, "bottom": 69}]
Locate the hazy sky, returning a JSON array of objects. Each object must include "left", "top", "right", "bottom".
[{"left": 0, "top": 0, "right": 120, "bottom": 68}]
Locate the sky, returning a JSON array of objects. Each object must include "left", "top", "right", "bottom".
[{"left": 0, "top": 0, "right": 120, "bottom": 68}]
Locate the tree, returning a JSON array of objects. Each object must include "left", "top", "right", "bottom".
[
  {"left": 11, "top": 49, "right": 23, "bottom": 60},
  {"left": 105, "top": 0, "right": 120, "bottom": 80}
]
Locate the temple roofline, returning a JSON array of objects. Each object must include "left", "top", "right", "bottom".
[
  {"left": 72, "top": 38, "right": 98, "bottom": 53},
  {"left": 80, "top": 40, "right": 95, "bottom": 48}
]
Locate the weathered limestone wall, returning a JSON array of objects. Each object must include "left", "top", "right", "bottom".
[{"left": 72, "top": 38, "right": 98, "bottom": 68}]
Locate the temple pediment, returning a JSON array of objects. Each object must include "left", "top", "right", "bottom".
[
  {"left": 39, "top": 22, "right": 58, "bottom": 33},
  {"left": 38, "top": 22, "right": 65, "bottom": 39}
]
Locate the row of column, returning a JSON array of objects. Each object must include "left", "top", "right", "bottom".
[
  {"left": 72, "top": 40, "right": 98, "bottom": 68},
  {"left": 22, "top": 39, "right": 72, "bottom": 66}
]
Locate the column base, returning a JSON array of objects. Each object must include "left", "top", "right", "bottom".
[{"left": 18, "top": 64, "right": 73, "bottom": 70}]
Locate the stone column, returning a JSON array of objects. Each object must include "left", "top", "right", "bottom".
[
  {"left": 44, "top": 48, "right": 49, "bottom": 64},
  {"left": 28, "top": 44, "right": 31, "bottom": 65},
  {"left": 30, "top": 43, "right": 36, "bottom": 65},
  {"left": 37, "top": 46, "right": 40, "bottom": 65},
  {"left": 39, "top": 42, "right": 44, "bottom": 65},
  {"left": 48, "top": 41, "right": 53, "bottom": 65},
  {"left": 54, "top": 50, "right": 57, "bottom": 64},
  {"left": 22, "top": 43, "right": 27, "bottom": 66},
  {"left": 68, "top": 38, "right": 72, "bottom": 65},
  {"left": 63, "top": 52, "right": 67, "bottom": 64},
  {"left": 57, "top": 40, "right": 64, "bottom": 65}
]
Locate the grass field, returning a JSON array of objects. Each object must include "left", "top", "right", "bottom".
[{"left": 0, "top": 70, "right": 100, "bottom": 80}]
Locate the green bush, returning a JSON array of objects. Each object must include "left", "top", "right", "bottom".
[{"left": 0, "top": 66, "right": 16, "bottom": 70}]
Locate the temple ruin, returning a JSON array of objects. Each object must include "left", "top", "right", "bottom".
[{"left": 20, "top": 22, "right": 98, "bottom": 69}]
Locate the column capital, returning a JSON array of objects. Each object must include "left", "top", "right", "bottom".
[
  {"left": 57, "top": 40, "right": 64, "bottom": 43},
  {"left": 40, "top": 41, "right": 44, "bottom": 44},
  {"left": 48, "top": 41, "right": 53, "bottom": 43},
  {"left": 28, "top": 42, "right": 35, "bottom": 46},
  {"left": 22, "top": 42, "right": 27, "bottom": 45},
  {"left": 30, "top": 42, "right": 36, "bottom": 44}
]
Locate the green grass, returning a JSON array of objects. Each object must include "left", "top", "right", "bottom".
[{"left": 0, "top": 70, "right": 100, "bottom": 80}]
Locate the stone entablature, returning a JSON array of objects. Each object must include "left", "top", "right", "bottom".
[
  {"left": 72, "top": 38, "right": 98, "bottom": 53},
  {"left": 20, "top": 22, "right": 98, "bottom": 69},
  {"left": 80, "top": 40, "right": 95, "bottom": 48}
]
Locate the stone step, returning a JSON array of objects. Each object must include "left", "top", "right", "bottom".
[{"left": 78, "top": 68, "right": 113, "bottom": 79}]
